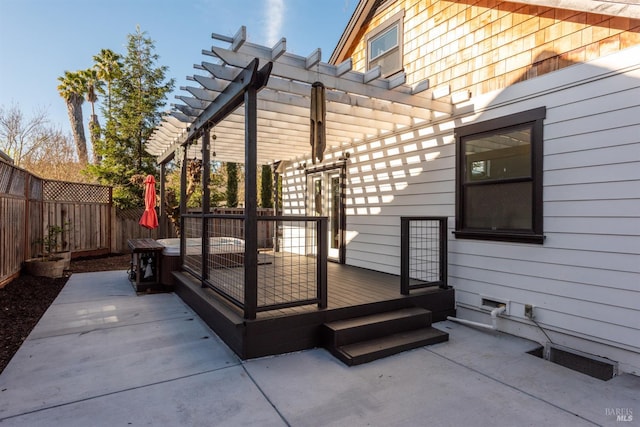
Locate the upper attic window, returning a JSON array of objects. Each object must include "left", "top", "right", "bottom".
[{"left": 366, "top": 10, "right": 404, "bottom": 77}]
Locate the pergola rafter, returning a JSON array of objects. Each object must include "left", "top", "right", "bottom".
[{"left": 146, "top": 26, "right": 454, "bottom": 166}]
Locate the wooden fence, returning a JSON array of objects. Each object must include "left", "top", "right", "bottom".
[{"left": 0, "top": 161, "right": 117, "bottom": 286}]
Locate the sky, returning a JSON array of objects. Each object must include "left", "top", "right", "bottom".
[{"left": 0, "top": 0, "right": 357, "bottom": 135}]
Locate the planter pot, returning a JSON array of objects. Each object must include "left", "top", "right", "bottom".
[
  {"left": 23, "top": 257, "right": 65, "bottom": 278},
  {"left": 53, "top": 251, "right": 71, "bottom": 269}
]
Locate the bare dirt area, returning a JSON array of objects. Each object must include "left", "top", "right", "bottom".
[{"left": 0, "top": 254, "right": 130, "bottom": 374}]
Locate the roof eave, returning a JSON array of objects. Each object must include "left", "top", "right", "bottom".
[{"left": 329, "top": 0, "right": 376, "bottom": 65}]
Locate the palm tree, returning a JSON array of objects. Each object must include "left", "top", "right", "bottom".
[
  {"left": 80, "top": 68, "right": 103, "bottom": 164},
  {"left": 57, "top": 70, "right": 88, "bottom": 164},
  {"left": 93, "top": 49, "right": 122, "bottom": 121}
]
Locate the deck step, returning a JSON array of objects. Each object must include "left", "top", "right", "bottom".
[
  {"left": 324, "top": 307, "right": 432, "bottom": 347},
  {"left": 323, "top": 307, "right": 448, "bottom": 366},
  {"left": 336, "top": 327, "right": 449, "bottom": 366}
]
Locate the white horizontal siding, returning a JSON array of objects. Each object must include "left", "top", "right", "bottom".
[
  {"left": 447, "top": 48, "right": 640, "bottom": 371},
  {"left": 545, "top": 123, "right": 640, "bottom": 155},
  {"left": 538, "top": 216, "right": 640, "bottom": 235},
  {"left": 449, "top": 238, "right": 638, "bottom": 276},
  {"left": 343, "top": 129, "right": 456, "bottom": 272},
  {"left": 545, "top": 181, "right": 640, "bottom": 202},
  {"left": 280, "top": 46, "right": 640, "bottom": 372}
]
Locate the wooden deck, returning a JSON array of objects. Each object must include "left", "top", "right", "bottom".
[{"left": 174, "top": 262, "right": 455, "bottom": 359}]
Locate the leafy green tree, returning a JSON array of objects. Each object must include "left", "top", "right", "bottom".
[
  {"left": 260, "top": 164, "right": 273, "bottom": 208},
  {"left": 57, "top": 70, "right": 88, "bottom": 164},
  {"left": 87, "top": 27, "right": 174, "bottom": 208},
  {"left": 226, "top": 162, "right": 238, "bottom": 207}
]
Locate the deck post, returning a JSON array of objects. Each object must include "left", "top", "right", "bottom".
[
  {"left": 439, "top": 217, "right": 448, "bottom": 289},
  {"left": 400, "top": 217, "right": 409, "bottom": 295},
  {"left": 317, "top": 217, "right": 328, "bottom": 308},
  {"left": 244, "top": 85, "right": 258, "bottom": 320},
  {"left": 201, "top": 131, "right": 211, "bottom": 283},
  {"left": 159, "top": 163, "right": 167, "bottom": 238},
  {"left": 180, "top": 145, "right": 188, "bottom": 271}
]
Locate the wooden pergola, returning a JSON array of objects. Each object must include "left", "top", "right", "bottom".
[{"left": 145, "top": 27, "right": 454, "bottom": 319}]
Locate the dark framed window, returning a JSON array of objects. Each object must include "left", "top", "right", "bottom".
[
  {"left": 366, "top": 10, "right": 404, "bottom": 77},
  {"left": 454, "top": 107, "right": 546, "bottom": 244}
]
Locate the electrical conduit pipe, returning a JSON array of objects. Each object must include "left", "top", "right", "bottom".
[{"left": 447, "top": 305, "right": 506, "bottom": 330}]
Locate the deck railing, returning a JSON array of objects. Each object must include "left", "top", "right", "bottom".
[
  {"left": 182, "top": 214, "right": 327, "bottom": 319},
  {"left": 400, "top": 216, "right": 448, "bottom": 294}
]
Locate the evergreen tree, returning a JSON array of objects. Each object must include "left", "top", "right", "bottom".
[
  {"left": 260, "top": 164, "right": 273, "bottom": 208},
  {"left": 226, "top": 162, "right": 238, "bottom": 207},
  {"left": 87, "top": 27, "right": 174, "bottom": 208}
]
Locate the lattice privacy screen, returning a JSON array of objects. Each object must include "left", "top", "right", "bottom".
[
  {"left": 0, "top": 162, "right": 28, "bottom": 196},
  {"left": 43, "top": 180, "right": 111, "bottom": 203}
]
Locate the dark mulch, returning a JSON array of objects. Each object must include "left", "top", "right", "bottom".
[{"left": 0, "top": 254, "right": 130, "bottom": 374}]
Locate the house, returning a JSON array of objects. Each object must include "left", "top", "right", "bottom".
[{"left": 146, "top": 0, "right": 640, "bottom": 374}]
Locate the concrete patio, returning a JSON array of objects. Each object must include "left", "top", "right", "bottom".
[{"left": 0, "top": 271, "right": 637, "bottom": 426}]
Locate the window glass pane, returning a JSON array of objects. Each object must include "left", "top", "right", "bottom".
[
  {"left": 330, "top": 176, "right": 340, "bottom": 249},
  {"left": 464, "top": 126, "right": 531, "bottom": 182},
  {"left": 313, "top": 179, "right": 322, "bottom": 215},
  {"left": 464, "top": 182, "right": 532, "bottom": 230},
  {"left": 370, "top": 25, "right": 398, "bottom": 60},
  {"left": 370, "top": 49, "right": 400, "bottom": 76}
]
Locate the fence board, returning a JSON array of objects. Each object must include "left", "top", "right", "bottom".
[{"left": 113, "top": 207, "right": 162, "bottom": 253}]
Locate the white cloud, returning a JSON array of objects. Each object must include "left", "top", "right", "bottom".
[{"left": 265, "top": 0, "right": 285, "bottom": 46}]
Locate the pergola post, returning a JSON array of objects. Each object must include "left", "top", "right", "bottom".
[
  {"left": 244, "top": 85, "right": 258, "bottom": 320},
  {"left": 159, "top": 163, "right": 167, "bottom": 238}
]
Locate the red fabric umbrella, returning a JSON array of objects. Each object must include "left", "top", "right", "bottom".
[{"left": 139, "top": 175, "right": 159, "bottom": 229}]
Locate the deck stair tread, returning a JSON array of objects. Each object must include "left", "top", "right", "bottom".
[
  {"left": 337, "top": 327, "right": 449, "bottom": 365},
  {"left": 323, "top": 307, "right": 449, "bottom": 366}
]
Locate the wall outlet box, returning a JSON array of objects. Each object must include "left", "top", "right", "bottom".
[{"left": 525, "top": 304, "right": 534, "bottom": 319}]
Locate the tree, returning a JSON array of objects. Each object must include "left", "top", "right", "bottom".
[
  {"left": 92, "top": 48, "right": 122, "bottom": 121},
  {"left": 260, "top": 164, "right": 273, "bottom": 208},
  {"left": 0, "top": 103, "right": 87, "bottom": 181},
  {"left": 21, "top": 129, "right": 86, "bottom": 182},
  {"left": 80, "top": 68, "right": 103, "bottom": 164},
  {"left": 0, "top": 103, "right": 48, "bottom": 166},
  {"left": 226, "top": 162, "right": 238, "bottom": 207},
  {"left": 57, "top": 70, "right": 89, "bottom": 164},
  {"left": 87, "top": 27, "right": 174, "bottom": 208}
]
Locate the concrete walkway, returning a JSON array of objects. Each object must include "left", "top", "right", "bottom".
[{"left": 0, "top": 271, "right": 637, "bottom": 426}]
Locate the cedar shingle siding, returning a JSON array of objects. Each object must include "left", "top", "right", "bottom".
[{"left": 348, "top": 1, "right": 640, "bottom": 96}]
